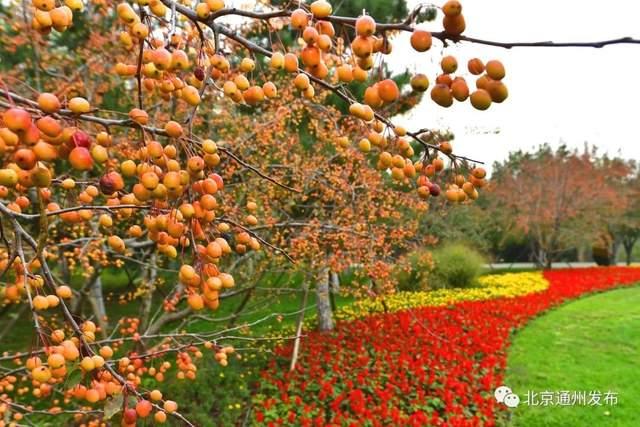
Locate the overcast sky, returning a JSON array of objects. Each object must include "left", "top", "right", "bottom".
[{"left": 384, "top": 0, "right": 640, "bottom": 174}]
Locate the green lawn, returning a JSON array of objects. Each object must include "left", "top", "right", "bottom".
[
  {"left": 0, "top": 267, "right": 356, "bottom": 426},
  {"left": 504, "top": 286, "right": 640, "bottom": 427}
]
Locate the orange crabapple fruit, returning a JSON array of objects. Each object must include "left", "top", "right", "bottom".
[
  {"left": 442, "top": 0, "right": 463, "bottom": 17},
  {"left": 310, "top": 0, "right": 332, "bottom": 18},
  {"left": 377, "top": 79, "right": 400, "bottom": 103},
  {"left": 470, "top": 89, "right": 492, "bottom": 110},
  {"left": 440, "top": 55, "right": 458, "bottom": 74},
  {"left": 356, "top": 15, "right": 376, "bottom": 37},
  {"left": 431, "top": 84, "right": 454, "bottom": 107},
  {"left": 410, "top": 30, "right": 432, "bottom": 52},
  {"left": 290, "top": 8, "right": 308, "bottom": 30},
  {"left": 443, "top": 13, "right": 466, "bottom": 35},
  {"left": 468, "top": 58, "right": 485, "bottom": 75},
  {"left": 485, "top": 59, "right": 506, "bottom": 80}
]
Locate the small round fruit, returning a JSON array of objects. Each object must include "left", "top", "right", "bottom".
[
  {"left": 163, "top": 400, "right": 178, "bottom": 414},
  {"left": 290, "top": 8, "right": 308, "bottom": 30},
  {"left": 270, "top": 52, "right": 284, "bottom": 69},
  {"left": 85, "top": 388, "right": 100, "bottom": 403},
  {"left": 165, "top": 121, "right": 183, "bottom": 137},
  {"left": 37, "top": 93, "right": 61, "bottom": 113},
  {"left": 310, "top": 0, "right": 331, "bottom": 18},
  {"left": 355, "top": 15, "right": 376, "bottom": 37},
  {"left": 123, "top": 408, "right": 137, "bottom": 424},
  {"left": 411, "top": 74, "right": 429, "bottom": 92},
  {"left": 0, "top": 169, "right": 18, "bottom": 187},
  {"left": 154, "top": 411, "right": 167, "bottom": 423},
  {"left": 451, "top": 79, "right": 469, "bottom": 101},
  {"left": 68, "top": 147, "right": 93, "bottom": 170},
  {"left": 487, "top": 81, "right": 509, "bottom": 103},
  {"left": 188, "top": 293, "right": 204, "bottom": 310},
  {"left": 443, "top": 14, "right": 466, "bottom": 35},
  {"left": 430, "top": 84, "right": 453, "bottom": 107},
  {"left": 56, "top": 285, "right": 72, "bottom": 299},
  {"left": 470, "top": 89, "right": 492, "bottom": 110},
  {"left": 32, "top": 366, "right": 52, "bottom": 382},
  {"left": 440, "top": 55, "right": 458, "bottom": 74},
  {"left": 33, "top": 295, "right": 49, "bottom": 310},
  {"left": 377, "top": 79, "right": 400, "bottom": 103},
  {"left": 485, "top": 60, "right": 505, "bottom": 80},
  {"left": 47, "top": 353, "right": 66, "bottom": 369},
  {"left": 129, "top": 108, "right": 149, "bottom": 124},
  {"left": 467, "top": 58, "right": 485, "bottom": 75},
  {"left": 80, "top": 356, "right": 95, "bottom": 371},
  {"left": 68, "top": 97, "right": 91, "bottom": 114},
  {"left": 136, "top": 399, "right": 153, "bottom": 418},
  {"left": 14, "top": 148, "right": 37, "bottom": 170},
  {"left": 410, "top": 30, "right": 432, "bottom": 52},
  {"left": 442, "top": 0, "right": 462, "bottom": 17},
  {"left": 3, "top": 108, "right": 31, "bottom": 132}
]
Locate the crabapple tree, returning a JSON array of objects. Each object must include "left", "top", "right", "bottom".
[{"left": 15, "top": 0, "right": 635, "bottom": 422}]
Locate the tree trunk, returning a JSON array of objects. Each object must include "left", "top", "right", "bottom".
[
  {"left": 535, "top": 246, "right": 548, "bottom": 269},
  {"left": 87, "top": 277, "right": 108, "bottom": 339},
  {"left": 623, "top": 239, "right": 636, "bottom": 265},
  {"left": 543, "top": 248, "right": 552, "bottom": 269},
  {"left": 611, "top": 238, "right": 621, "bottom": 266},
  {"left": 330, "top": 271, "right": 340, "bottom": 292},
  {"left": 315, "top": 268, "right": 334, "bottom": 332},
  {"left": 329, "top": 271, "right": 339, "bottom": 312},
  {"left": 290, "top": 285, "right": 310, "bottom": 371},
  {"left": 139, "top": 253, "right": 157, "bottom": 332},
  {"left": 577, "top": 245, "right": 587, "bottom": 262}
]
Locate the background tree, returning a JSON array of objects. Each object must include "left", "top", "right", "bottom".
[
  {"left": 489, "top": 145, "right": 628, "bottom": 268},
  {"left": 602, "top": 159, "right": 640, "bottom": 264}
]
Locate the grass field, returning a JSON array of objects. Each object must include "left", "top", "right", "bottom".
[{"left": 505, "top": 286, "right": 640, "bottom": 427}]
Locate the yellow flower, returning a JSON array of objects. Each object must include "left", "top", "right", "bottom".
[
  {"left": 262, "top": 273, "right": 549, "bottom": 339},
  {"left": 335, "top": 272, "right": 549, "bottom": 321}
]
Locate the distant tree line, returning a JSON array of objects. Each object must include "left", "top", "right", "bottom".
[{"left": 426, "top": 144, "right": 640, "bottom": 267}]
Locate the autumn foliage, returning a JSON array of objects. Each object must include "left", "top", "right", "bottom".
[
  {"left": 0, "top": 0, "right": 508, "bottom": 424},
  {"left": 489, "top": 146, "right": 632, "bottom": 267}
]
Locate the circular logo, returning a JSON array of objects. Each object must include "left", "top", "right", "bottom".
[
  {"left": 494, "top": 385, "right": 513, "bottom": 403},
  {"left": 504, "top": 393, "right": 520, "bottom": 408}
]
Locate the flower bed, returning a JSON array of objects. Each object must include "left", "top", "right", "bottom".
[
  {"left": 336, "top": 272, "right": 549, "bottom": 321},
  {"left": 253, "top": 268, "right": 640, "bottom": 426}
]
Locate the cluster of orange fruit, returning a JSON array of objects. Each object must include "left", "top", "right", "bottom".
[
  {"left": 426, "top": 56, "right": 508, "bottom": 110},
  {"left": 178, "top": 262, "right": 235, "bottom": 311},
  {"left": 30, "top": 0, "right": 82, "bottom": 34}
]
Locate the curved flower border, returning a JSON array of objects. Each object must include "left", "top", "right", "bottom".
[{"left": 253, "top": 268, "right": 640, "bottom": 426}]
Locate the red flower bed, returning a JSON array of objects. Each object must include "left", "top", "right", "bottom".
[{"left": 253, "top": 268, "right": 640, "bottom": 426}]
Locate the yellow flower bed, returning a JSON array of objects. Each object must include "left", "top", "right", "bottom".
[{"left": 335, "top": 272, "right": 549, "bottom": 321}]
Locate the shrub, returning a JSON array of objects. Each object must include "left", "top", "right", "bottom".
[
  {"left": 431, "top": 243, "right": 485, "bottom": 288},
  {"left": 393, "top": 249, "right": 433, "bottom": 292}
]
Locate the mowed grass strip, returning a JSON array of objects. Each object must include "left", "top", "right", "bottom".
[{"left": 505, "top": 286, "right": 640, "bottom": 427}]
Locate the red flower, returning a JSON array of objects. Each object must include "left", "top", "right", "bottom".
[{"left": 254, "top": 268, "right": 640, "bottom": 425}]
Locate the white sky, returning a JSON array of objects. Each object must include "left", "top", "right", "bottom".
[
  {"left": 227, "top": 0, "right": 640, "bottom": 174},
  {"left": 385, "top": 0, "right": 640, "bottom": 174}
]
